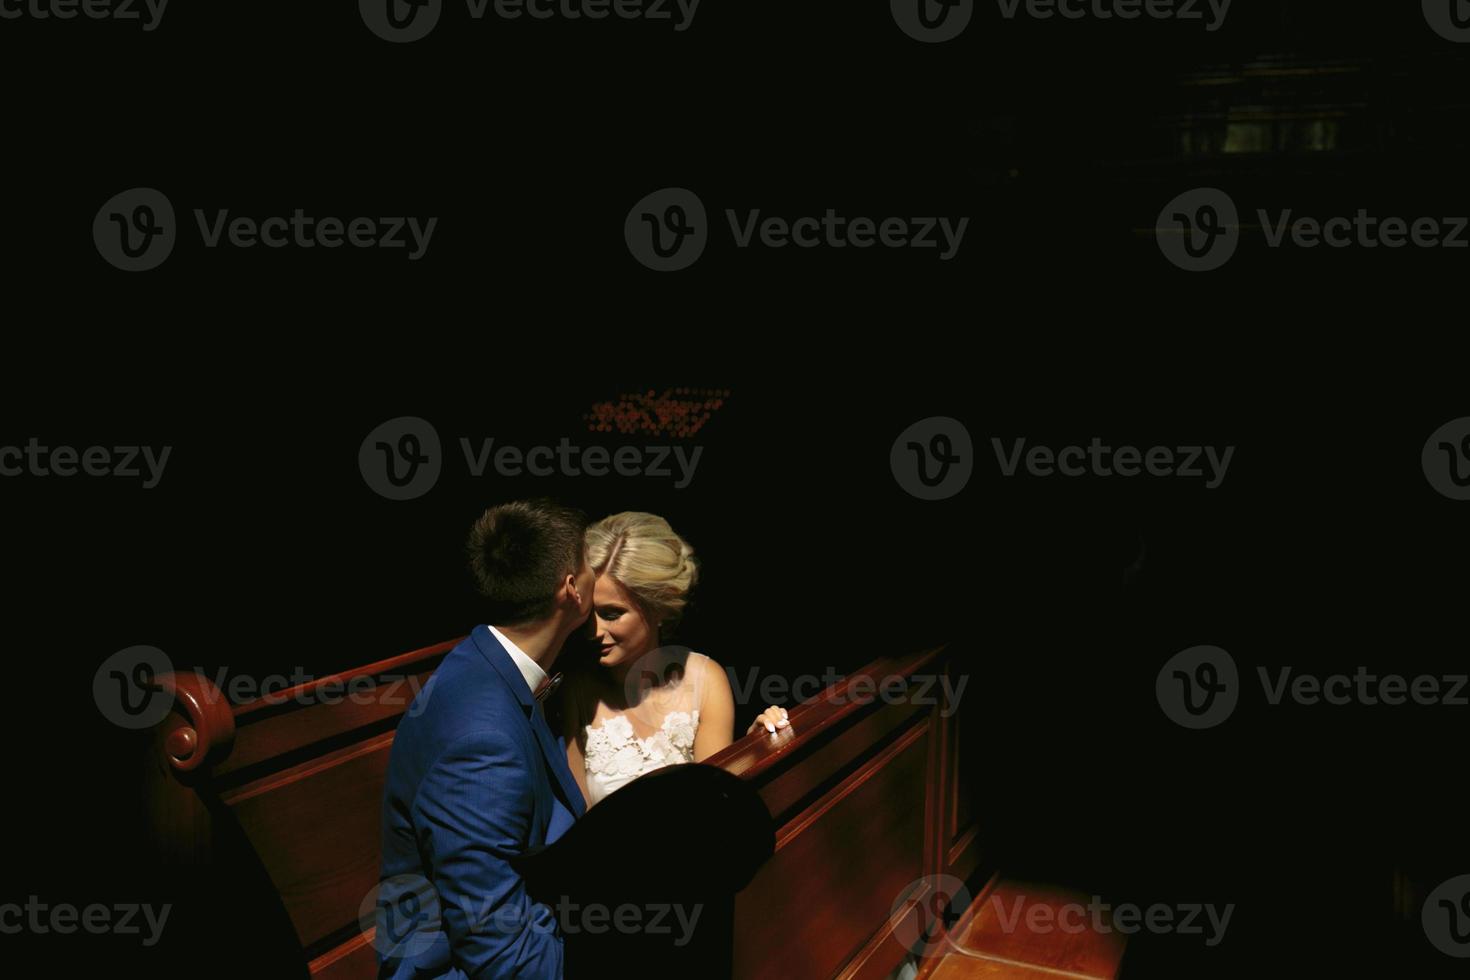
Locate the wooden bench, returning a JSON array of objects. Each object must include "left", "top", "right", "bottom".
[{"left": 142, "top": 636, "right": 1119, "bottom": 978}]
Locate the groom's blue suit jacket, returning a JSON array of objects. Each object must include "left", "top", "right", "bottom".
[{"left": 378, "top": 625, "right": 587, "bottom": 979}]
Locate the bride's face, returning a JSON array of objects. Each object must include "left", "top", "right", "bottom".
[{"left": 592, "top": 573, "right": 656, "bottom": 669}]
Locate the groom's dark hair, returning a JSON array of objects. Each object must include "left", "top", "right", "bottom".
[{"left": 466, "top": 498, "right": 589, "bottom": 625}]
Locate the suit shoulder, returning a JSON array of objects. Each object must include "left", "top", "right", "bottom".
[{"left": 392, "top": 646, "right": 531, "bottom": 764}]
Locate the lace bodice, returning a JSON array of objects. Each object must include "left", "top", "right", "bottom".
[
  {"left": 583, "top": 709, "right": 701, "bottom": 806},
  {"left": 580, "top": 650, "right": 708, "bottom": 807}
]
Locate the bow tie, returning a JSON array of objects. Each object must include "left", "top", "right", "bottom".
[{"left": 533, "top": 671, "right": 563, "bottom": 704}]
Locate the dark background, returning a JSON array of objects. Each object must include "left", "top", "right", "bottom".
[{"left": 3, "top": 0, "right": 1469, "bottom": 976}]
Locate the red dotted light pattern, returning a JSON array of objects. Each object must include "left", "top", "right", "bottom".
[{"left": 583, "top": 387, "right": 730, "bottom": 438}]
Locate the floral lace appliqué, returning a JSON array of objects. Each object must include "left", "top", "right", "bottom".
[{"left": 584, "top": 709, "right": 700, "bottom": 781}]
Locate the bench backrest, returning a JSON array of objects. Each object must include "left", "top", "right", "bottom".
[{"left": 143, "top": 639, "right": 975, "bottom": 979}]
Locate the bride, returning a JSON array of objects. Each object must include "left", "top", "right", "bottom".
[{"left": 549, "top": 511, "right": 788, "bottom": 808}]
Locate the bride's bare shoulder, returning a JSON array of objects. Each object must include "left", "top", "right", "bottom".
[{"left": 689, "top": 651, "right": 732, "bottom": 695}]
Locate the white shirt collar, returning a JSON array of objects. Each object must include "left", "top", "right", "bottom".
[{"left": 487, "top": 624, "right": 548, "bottom": 697}]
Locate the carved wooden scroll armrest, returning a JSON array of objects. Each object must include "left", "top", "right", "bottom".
[{"left": 150, "top": 671, "right": 236, "bottom": 772}]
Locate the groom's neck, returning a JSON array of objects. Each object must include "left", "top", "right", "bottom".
[{"left": 497, "top": 619, "right": 566, "bottom": 672}]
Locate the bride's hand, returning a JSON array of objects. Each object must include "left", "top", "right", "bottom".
[{"left": 747, "top": 706, "right": 789, "bottom": 736}]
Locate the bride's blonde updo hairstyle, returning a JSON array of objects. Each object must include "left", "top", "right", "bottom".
[{"left": 584, "top": 512, "right": 699, "bottom": 633}]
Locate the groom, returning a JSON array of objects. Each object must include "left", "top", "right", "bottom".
[{"left": 378, "top": 499, "right": 594, "bottom": 979}]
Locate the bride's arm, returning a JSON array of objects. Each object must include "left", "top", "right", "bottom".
[
  {"left": 692, "top": 655, "right": 736, "bottom": 762},
  {"left": 693, "top": 655, "right": 791, "bottom": 762}
]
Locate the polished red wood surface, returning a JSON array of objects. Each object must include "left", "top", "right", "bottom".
[
  {"left": 144, "top": 638, "right": 976, "bottom": 978},
  {"left": 920, "top": 876, "right": 1128, "bottom": 980},
  {"left": 704, "top": 643, "right": 981, "bottom": 980},
  {"left": 143, "top": 638, "right": 460, "bottom": 973}
]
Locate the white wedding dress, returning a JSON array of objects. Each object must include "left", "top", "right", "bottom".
[{"left": 582, "top": 650, "right": 708, "bottom": 807}]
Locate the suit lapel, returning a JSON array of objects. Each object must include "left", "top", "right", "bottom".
[
  {"left": 472, "top": 626, "right": 587, "bottom": 819},
  {"left": 528, "top": 701, "right": 586, "bottom": 819}
]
